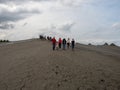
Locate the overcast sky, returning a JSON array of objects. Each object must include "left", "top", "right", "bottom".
[{"left": 0, "top": 0, "right": 120, "bottom": 45}]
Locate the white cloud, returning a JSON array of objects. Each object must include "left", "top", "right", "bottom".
[
  {"left": 57, "top": 0, "right": 93, "bottom": 6},
  {"left": 0, "top": 21, "right": 74, "bottom": 41},
  {"left": 77, "top": 22, "right": 120, "bottom": 45},
  {"left": 32, "top": 21, "right": 75, "bottom": 39},
  {"left": 0, "top": 33, "right": 6, "bottom": 39},
  {"left": 0, "top": 31, "right": 10, "bottom": 40},
  {"left": 112, "top": 22, "right": 120, "bottom": 30}
]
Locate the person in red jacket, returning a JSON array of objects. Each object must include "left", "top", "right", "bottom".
[
  {"left": 58, "top": 38, "right": 62, "bottom": 49},
  {"left": 52, "top": 37, "right": 56, "bottom": 50}
]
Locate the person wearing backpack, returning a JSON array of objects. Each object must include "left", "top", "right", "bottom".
[{"left": 62, "top": 38, "right": 66, "bottom": 50}]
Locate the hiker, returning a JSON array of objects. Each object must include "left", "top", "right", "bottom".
[
  {"left": 62, "top": 38, "right": 66, "bottom": 50},
  {"left": 56, "top": 41, "right": 59, "bottom": 50},
  {"left": 58, "top": 38, "right": 62, "bottom": 49},
  {"left": 52, "top": 37, "right": 56, "bottom": 50},
  {"left": 67, "top": 38, "right": 70, "bottom": 49},
  {"left": 71, "top": 38, "right": 75, "bottom": 51}
]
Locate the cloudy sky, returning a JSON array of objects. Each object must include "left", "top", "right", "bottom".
[{"left": 0, "top": 0, "right": 120, "bottom": 45}]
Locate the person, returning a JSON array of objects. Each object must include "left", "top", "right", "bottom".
[
  {"left": 71, "top": 38, "right": 75, "bottom": 51},
  {"left": 52, "top": 37, "right": 56, "bottom": 50},
  {"left": 67, "top": 38, "right": 70, "bottom": 49},
  {"left": 56, "top": 41, "right": 59, "bottom": 50},
  {"left": 62, "top": 38, "right": 66, "bottom": 50},
  {"left": 58, "top": 38, "right": 62, "bottom": 49}
]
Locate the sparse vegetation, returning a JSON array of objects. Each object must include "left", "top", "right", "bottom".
[
  {"left": 39, "top": 35, "right": 52, "bottom": 41},
  {"left": 0, "top": 40, "right": 9, "bottom": 43},
  {"left": 39, "top": 35, "right": 46, "bottom": 40},
  {"left": 88, "top": 43, "right": 92, "bottom": 45}
]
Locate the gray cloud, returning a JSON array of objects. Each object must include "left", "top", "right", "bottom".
[
  {"left": 0, "top": 0, "right": 91, "bottom": 7},
  {"left": 37, "top": 22, "right": 75, "bottom": 39},
  {"left": 0, "top": 0, "right": 88, "bottom": 24},
  {"left": 23, "top": 22, "right": 28, "bottom": 26},
  {"left": 0, "top": 0, "right": 53, "bottom": 4},
  {"left": 49, "top": 22, "right": 75, "bottom": 33},
  {"left": 59, "top": 22, "right": 75, "bottom": 32},
  {"left": 0, "top": 13, "right": 24, "bottom": 23},
  {"left": 0, "top": 23, "right": 14, "bottom": 29},
  {"left": 0, "top": 6, "right": 41, "bottom": 23},
  {"left": 0, "top": 2, "right": 41, "bottom": 30}
]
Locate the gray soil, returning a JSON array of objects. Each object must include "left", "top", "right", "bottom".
[{"left": 0, "top": 40, "right": 120, "bottom": 90}]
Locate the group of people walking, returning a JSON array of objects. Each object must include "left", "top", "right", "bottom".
[{"left": 52, "top": 37, "right": 75, "bottom": 51}]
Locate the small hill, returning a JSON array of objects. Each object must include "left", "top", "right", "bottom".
[
  {"left": 103, "top": 42, "right": 109, "bottom": 46},
  {"left": 110, "top": 43, "right": 117, "bottom": 46}
]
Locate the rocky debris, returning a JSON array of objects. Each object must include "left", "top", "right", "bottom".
[
  {"left": 104, "top": 43, "right": 109, "bottom": 46},
  {"left": 110, "top": 43, "right": 117, "bottom": 46}
]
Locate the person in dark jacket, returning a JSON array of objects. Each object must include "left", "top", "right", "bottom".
[
  {"left": 52, "top": 37, "right": 56, "bottom": 50},
  {"left": 62, "top": 38, "right": 66, "bottom": 50},
  {"left": 67, "top": 38, "right": 70, "bottom": 49},
  {"left": 71, "top": 38, "right": 75, "bottom": 51}
]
